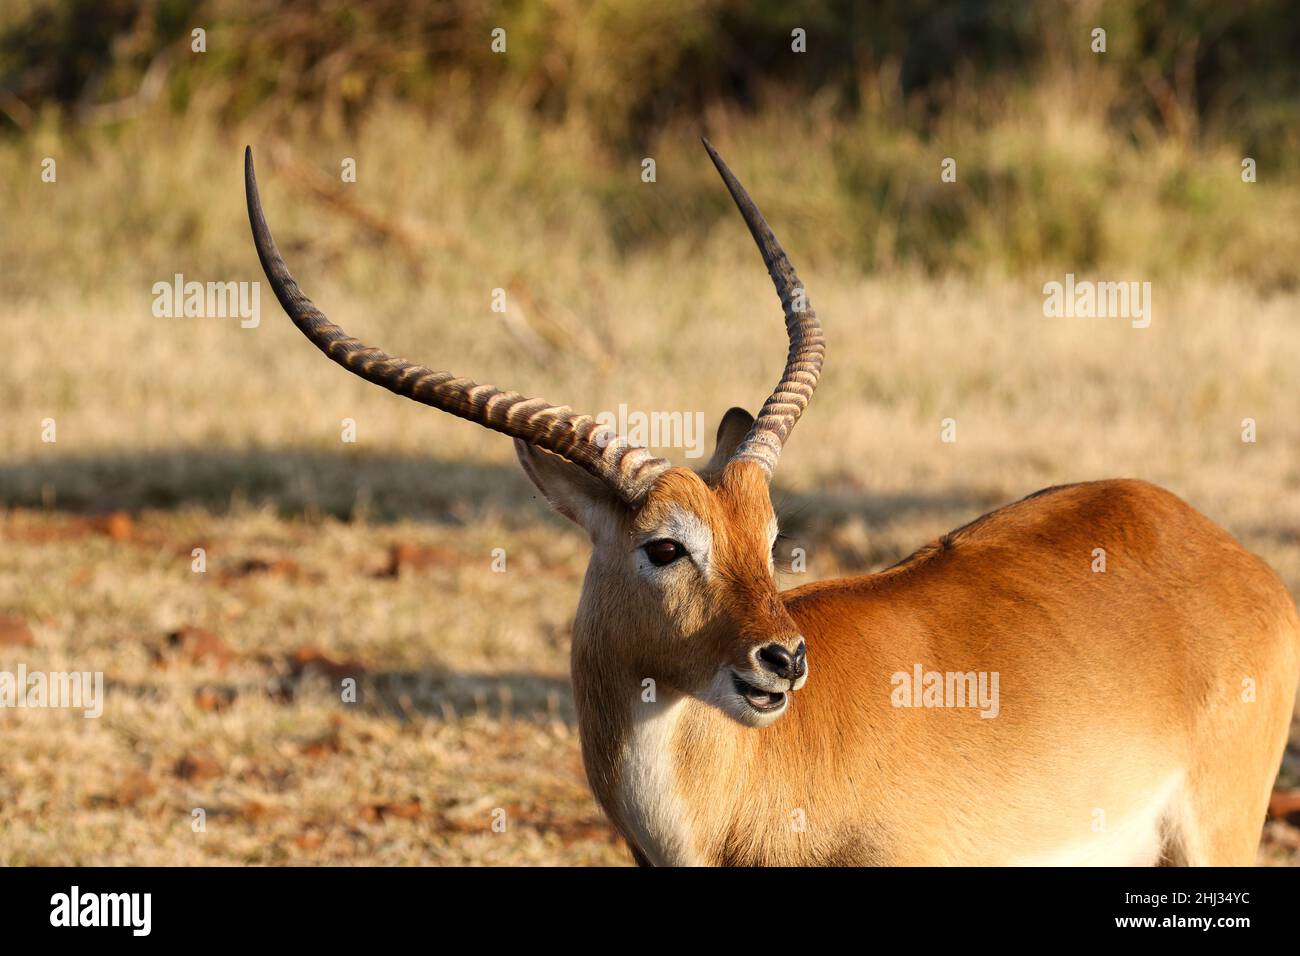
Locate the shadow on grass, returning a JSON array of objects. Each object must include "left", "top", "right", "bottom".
[
  {"left": 109, "top": 667, "right": 579, "bottom": 725},
  {"left": 360, "top": 668, "right": 576, "bottom": 724},
  {"left": 0, "top": 448, "right": 539, "bottom": 524},
  {"left": 0, "top": 447, "right": 1010, "bottom": 530}
]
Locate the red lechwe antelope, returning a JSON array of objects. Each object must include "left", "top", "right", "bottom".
[{"left": 245, "top": 141, "right": 1300, "bottom": 866}]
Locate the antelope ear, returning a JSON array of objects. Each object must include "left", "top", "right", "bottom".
[
  {"left": 702, "top": 407, "right": 755, "bottom": 476},
  {"left": 514, "top": 440, "right": 623, "bottom": 535}
]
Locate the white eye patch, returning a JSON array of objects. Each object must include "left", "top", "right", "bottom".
[{"left": 635, "top": 507, "right": 713, "bottom": 578}]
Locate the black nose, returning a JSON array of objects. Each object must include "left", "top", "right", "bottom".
[{"left": 757, "top": 640, "right": 806, "bottom": 681}]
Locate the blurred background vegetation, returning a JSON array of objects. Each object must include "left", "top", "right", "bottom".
[{"left": 3, "top": 0, "right": 1300, "bottom": 293}]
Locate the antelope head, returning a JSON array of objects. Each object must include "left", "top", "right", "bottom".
[{"left": 245, "top": 139, "right": 823, "bottom": 728}]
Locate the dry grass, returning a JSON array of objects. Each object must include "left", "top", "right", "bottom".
[{"left": 1, "top": 96, "right": 1298, "bottom": 865}]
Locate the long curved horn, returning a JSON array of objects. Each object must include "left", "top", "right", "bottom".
[
  {"left": 702, "top": 138, "right": 824, "bottom": 480},
  {"left": 244, "top": 146, "right": 670, "bottom": 505}
]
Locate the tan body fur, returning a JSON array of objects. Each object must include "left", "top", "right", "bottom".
[{"left": 565, "top": 470, "right": 1300, "bottom": 866}]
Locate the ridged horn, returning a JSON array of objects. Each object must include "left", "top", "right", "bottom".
[
  {"left": 702, "top": 138, "right": 824, "bottom": 480},
  {"left": 244, "top": 146, "right": 670, "bottom": 505}
]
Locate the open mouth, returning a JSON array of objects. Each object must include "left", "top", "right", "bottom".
[{"left": 732, "top": 672, "right": 787, "bottom": 713}]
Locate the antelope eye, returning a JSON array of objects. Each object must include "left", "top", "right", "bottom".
[{"left": 644, "top": 539, "right": 686, "bottom": 567}]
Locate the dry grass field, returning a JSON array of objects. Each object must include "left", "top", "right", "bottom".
[{"left": 2, "top": 65, "right": 1299, "bottom": 863}]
